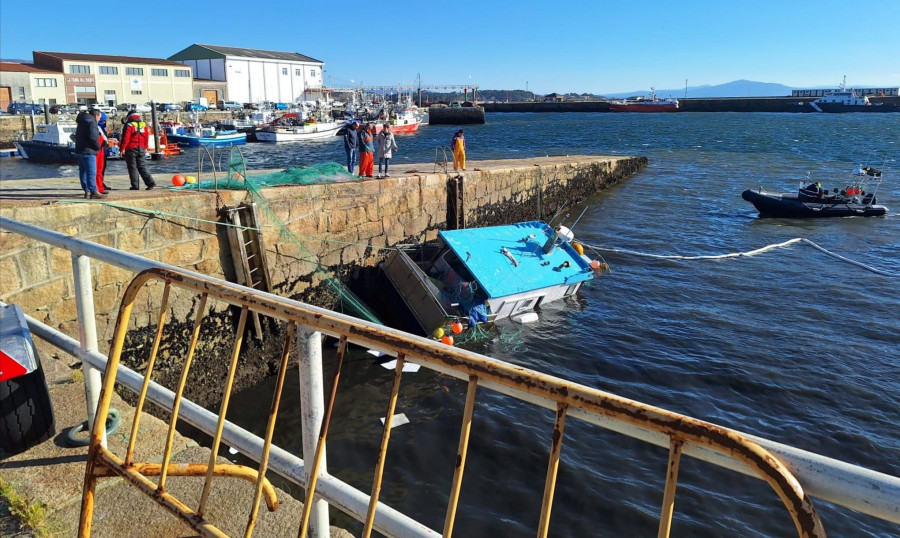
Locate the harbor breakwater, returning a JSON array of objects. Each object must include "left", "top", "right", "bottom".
[{"left": 0, "top": 155, "right": 646, "bottom": 405}]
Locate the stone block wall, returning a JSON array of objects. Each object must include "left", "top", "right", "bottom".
[{"left": 0, "top": 155, "right": 645, "bottom": 404}]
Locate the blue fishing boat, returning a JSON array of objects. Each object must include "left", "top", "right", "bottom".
[
  {"left": 161, "top": 122, "right": 247, "bottom": 147},
  {"left": 381, "top": 220, "right": 603, "bottom": 335}
]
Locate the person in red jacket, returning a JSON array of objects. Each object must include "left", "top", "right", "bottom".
[{"left": 120, "top": 111, "right": 156, "bottom": 190}]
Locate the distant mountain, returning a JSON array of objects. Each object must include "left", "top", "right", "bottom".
[{"left": 603, "top": 80, "right": 795, "bottom": 99}]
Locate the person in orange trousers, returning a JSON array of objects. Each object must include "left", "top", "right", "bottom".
[
  {"left": 451, "top": 129, "right": 466, "bottom": 171},
  {"left": 359, "top": 123, "right": 375, "bottom": 178}
]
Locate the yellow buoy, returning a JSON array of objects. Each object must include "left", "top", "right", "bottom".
[
  {"left": 433, "top": 327, "right": 445, "bottom": 339},
  {"left": 572, "top": 242, "right": 584, "bottom": 255}
]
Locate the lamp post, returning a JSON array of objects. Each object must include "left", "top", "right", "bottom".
[{"left": 684, "top": 79, "right": 688, "bottom": 99}]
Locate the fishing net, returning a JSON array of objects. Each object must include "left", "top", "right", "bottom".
[
  {"left": 182, "top": 150, "right": 382, "bottom": 324},
  {"left": 177, "top": 161, "right": 357, "bottom": 191}
]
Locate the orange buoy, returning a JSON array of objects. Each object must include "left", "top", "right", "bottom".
[
  {"left": 451, "top": 321, "right": 463, "bottom": 334},
  {"left": 172, "top": 174, "right": 186, "bottom": 186},
  {"left": 441, "top": 335, "right": 454, "bottom": 345}
]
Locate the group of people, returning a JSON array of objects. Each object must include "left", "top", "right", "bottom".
[
  {"left": 342, "top": 122, "right": 469, "bottom": 178},
  {"left": 342, "top": 120, "right": 399, "bottom": 179},
  {"left": 74, "top": 107, "right": 157, "bottom": 198}
]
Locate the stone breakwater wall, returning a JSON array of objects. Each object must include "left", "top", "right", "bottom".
[{"left": 0, "top": 155, "right": 646, "bottom": 404}]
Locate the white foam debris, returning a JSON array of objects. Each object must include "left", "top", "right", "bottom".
[
  {"left": 228, "top": 446, "right": 238, "bottom": 455},
  {"left": 367, "top": 349, "right": 385, "bottom": 357},
  {"left": 380, "top": 413, "right": 410, "bottom": 428},
  {"left": 379, "top": 359, "right": 421, "bottom": 373}
]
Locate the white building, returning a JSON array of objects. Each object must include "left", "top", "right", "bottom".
[{"left": 168, "top": 44, "right": 324, "bottom": 105}]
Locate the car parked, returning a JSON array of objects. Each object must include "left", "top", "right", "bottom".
[
  {"left": 49, "top": 104, "right": 78, "bottom": 114},
  {"left": 91, "top": 104, "right": 117, "bottom": 115},
  {"left": 157, "top": 103, "right": 182, "bottom": 112},
  {"left": 217, "top": 100, "right": 242, "bottom": 111},
  {"left": 184, "top": 103, "right": 208, "bottom": 111},
  {"left": 7, "top": 103, "right": 44, "bottom": 114}
]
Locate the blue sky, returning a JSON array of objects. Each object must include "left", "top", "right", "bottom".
[{"left": 1, "top": 0, "right": 898, "bottom": 94}]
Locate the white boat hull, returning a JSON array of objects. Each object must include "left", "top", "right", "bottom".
[{"left": 255, "top": 123, "right": 341, "bottom": 142}]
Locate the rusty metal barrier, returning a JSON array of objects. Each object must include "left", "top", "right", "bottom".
[{"left": 78, "top": 266, "right": 826, "bottom": 538}]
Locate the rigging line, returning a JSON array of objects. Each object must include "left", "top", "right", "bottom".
[
  {"left": 585, "top": 238, "right": 804, "bottom": 260},
  {"left": 58, "top": 200, "right": 261, "bottom": 232},
  {"left": 585, "top": 238, "right": 900, "bottom": 278}
]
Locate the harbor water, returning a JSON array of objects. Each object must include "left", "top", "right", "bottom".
[{"left": 6, "top": 113, "right": 898, "bottom": 536}]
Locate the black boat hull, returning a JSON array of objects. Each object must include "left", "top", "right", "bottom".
[
  {"left": 14, "top": 141, "right": 77, "bottom": 164},
  {"left": 742, "top": 189, "right": 888, "bottom": 218}
]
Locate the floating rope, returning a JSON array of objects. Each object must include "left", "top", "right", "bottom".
[{"left": 586, "top": 238, "right": 899, "bottom": 278}]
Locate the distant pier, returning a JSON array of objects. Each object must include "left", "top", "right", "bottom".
[{"left": 480, "top": 96, "right": 900, "bottom": 113}]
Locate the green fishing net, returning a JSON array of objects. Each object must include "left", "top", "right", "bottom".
[{"left": 177, "top": 161, "right": 356, "bottom": 191}]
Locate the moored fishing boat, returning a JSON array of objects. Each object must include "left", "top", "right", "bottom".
[
  {"left": 609, "top": 87, "right": 679, "bottom": 112},
  {"left": 254, "top": 113, "right": 341, "bottom": 142},
  {"left": 14, "top": 119, "right": 78, "bottom": 163},
  {"left": 742, "top": 163, "right": 889, "bottom": 217},
  {"left": 161, "top": 122, "right": 246, "bottom": 147}
]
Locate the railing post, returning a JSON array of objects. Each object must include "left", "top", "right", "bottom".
[
  {"left": 72, "top": 253, "right": 106, "bottom": 447},
  {"left": 297, "top": 328, "right": 329, "bottom": 538}
]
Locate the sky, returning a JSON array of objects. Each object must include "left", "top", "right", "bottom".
[{"left": 1, "top": 0, "right": 898, "bottom": 95}]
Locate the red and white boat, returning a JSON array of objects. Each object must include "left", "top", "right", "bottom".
[
  {"left": 385, "top": 105, "right": 423, "bottom": 133},
  {"left": 608, "top": 88, "right": 679, "bottom": 112}
]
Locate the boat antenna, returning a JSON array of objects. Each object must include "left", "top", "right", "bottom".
[
  {"left": 569, "top": 206, "right": 590, "bottom": 230},
  {"left": 548, "top": 201, "right": 568, "bottom": 225}
]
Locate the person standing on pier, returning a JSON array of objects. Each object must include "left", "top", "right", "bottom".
[
  {"left": 91, "top": 108, "right": 109, "bottom": 194},
  {"left": 376, "top": 123, "right": 398, "bottom": 178},
  {"left": 74, "top": 110, "right": 105, "bottom": 199},
  {"left": 343, "top": 120, "right": 360, "bottom": 173},
  {"left": 359, "top": 123, "right": 375, "bottom": 178},
  {"left": 452, "top": 129, "right": 466, "bottom": 171},
  {"left": 120, "top": 111, "right": 157, "bottom": 190}
]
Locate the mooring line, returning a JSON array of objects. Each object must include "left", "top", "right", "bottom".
[{"left": 586, "top": 238, "right": 899, "bottom": 277}]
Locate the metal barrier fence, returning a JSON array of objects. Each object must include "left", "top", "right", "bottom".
[{"left": 2, "top": 216, "right": 898, "bottom": 537}]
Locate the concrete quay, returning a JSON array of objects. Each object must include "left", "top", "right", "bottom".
[{"left": 0, "top": 352, "right": 352, "bottom": 537}]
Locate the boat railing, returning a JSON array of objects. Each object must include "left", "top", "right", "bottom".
[{"left": 1, "top": 216, "right": 898, "bottom": 538}]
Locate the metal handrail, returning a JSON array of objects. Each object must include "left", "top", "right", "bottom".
[{"left": 2, "top": 216, "right": 898, "bottom": 537}]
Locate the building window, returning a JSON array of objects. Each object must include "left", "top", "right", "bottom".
[
  {"left": 99, "top": 66, "right": 119, "bottom": 75},
  {"left": 69, "top": 65, "right": 90, "bottom": 74},
  {"left": 75, "top": 86, "right": 96, "bottom": 93},
  {"left": 295, "top": 69, "right": 301, "bottom": 76},
  {"left": 282, "top": 68, "right": 288, "bottom": 75},
  {"left": 18, "top": 87, "right": 25, "bottom": 98},
  {"left": 152, "top": 68, "right": 168, "bottom": 76},
  {"left": 35, "top": 78, "right": 58, "bottom": 87},
  {"left": 131, "top": 90, "right": 143, "bottom": 96},
  {"left": 104, "top": 90, "right": 116, "bottom": 97},
  {"left": 126, "top": 67, "right": 144, "bottom": 76},
  {"left": 175, "top": 69, "right": 191, "bottom": 77},
  {"left": 310, "top": 69, "right": 316, "bottom": 77}
]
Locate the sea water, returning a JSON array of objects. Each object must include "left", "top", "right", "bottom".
[{"left": 7, "top": 113, "right": 897, "bottom": 536}]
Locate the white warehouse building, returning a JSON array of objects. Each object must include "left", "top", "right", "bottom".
[{"left": 169, "top": 44, "right": 325, "bottom": 105}]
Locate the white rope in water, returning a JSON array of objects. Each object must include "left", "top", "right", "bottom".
[{"left": 586, "top": 238, "right": 900, "bottom": 278}]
